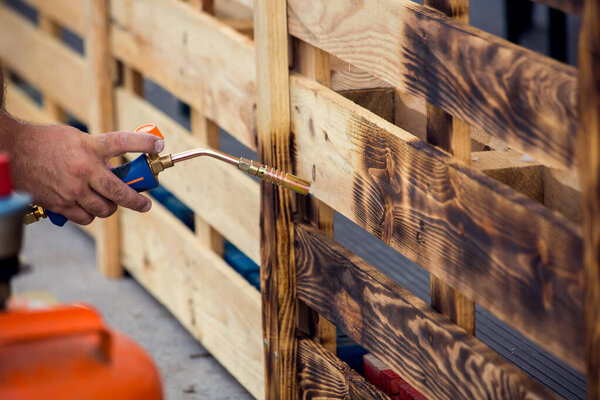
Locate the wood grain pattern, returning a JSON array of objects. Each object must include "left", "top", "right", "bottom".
[
  {"left": 424, "top": 0, "right": 474, "bottom": 336},
  {"left": 287, "top": 0, "right": 578, "bottom": 172},
  {"left": 0, "top": 5, "right": 89, "bottom": 122},
  {"left": 330, "top": 56, "right": 391, "bottom": 91},
  {"left": 254, "top": 0, "right": 297, "bottom": 396},
  {"left": 121, "top": 201, "right": 264, "bottom": 399},
  {"left": 110, "top": 0, "right": 257, "bottom": 151},
  {"left": 298, "top": 339, "right": 391, "bottom": 400},
  {"left": 577, "top": 0, "right": 600, "bottom": 396},
  {"left": 114, "top": 88, "right": 260, "bottom": 264},
  {"left": 290, "top": 74, "right": 584, "bottom": 371},
  {"left": 295, "top": 224, "right": 559, "bottom": 400}
]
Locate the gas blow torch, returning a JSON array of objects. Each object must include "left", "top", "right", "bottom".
[{"left": 23, "top": 123, "right": 311, "bottom": 226}]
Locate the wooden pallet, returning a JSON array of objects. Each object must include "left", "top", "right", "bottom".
[{"left": 1, "top": 0, "right": 598, "bottom": 398}]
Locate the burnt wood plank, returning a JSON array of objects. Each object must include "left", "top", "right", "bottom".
[
  {"left": 287, "top": 0, "right": 578, "bottom": 171},
  {"left": 298, "top": 339, "right": 390, "bottom": 400},
  {"left": 295, "top": 223, "right": 559, "bottom": 400},
  {"left": 254, "top": 0, "right": 297, "bottom": 398},
  {"left": 290, "top": 74, "right": 584, "bottom": 371},
  {"left": 577, "top": 0, "right": 600, "bottom": 397}
]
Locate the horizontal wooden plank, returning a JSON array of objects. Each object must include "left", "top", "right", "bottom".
[
  {"left": 290, "top": 75, "right": 584, "bottom": 371},
  {"left": 295, "top": 224, "right": 559, "bottom": 400},
  {"left": 298, "top": 339, "right": 390, "bottom": 400},
  {"left": 5, "top": 82, "right": 57, "bottom": 125},
  {"left": 330, "top": 56, "right": 391, "bottom": 91},
  {"left": 288, "top": 0, "right": 578, "bottom": 171},
  {"left": 115, "top": 88, "right": 260, "bottom": 264},
  {"left": 121, "top": 201, "right": 264, "bottom": 399},
  {"left": 0, "top": 6, "right": 89, "bottom": 122},
  {"left": 110, "top": 0, "right": 257, "bottom": 151},
  {"left": 21, "top": 0, "right": 86, "bottom": 36},
  {"left": 530, "top": 0, "right": 582, "bottom": 15}
]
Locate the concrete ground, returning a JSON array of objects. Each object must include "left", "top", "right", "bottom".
[{"left": 13, "top": 221, "right": 253, "bottom": 400}]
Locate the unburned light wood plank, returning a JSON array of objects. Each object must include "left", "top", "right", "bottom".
[
  {"left": 5, "top": 82, "right": 57, "bottom": 125},
  {"left": 86, "top": 0, "right": 120, "bottom": 279},
  {"left": 290, "top": 74, "right": 584, "bottom": 371},
  {"left": 295, "top": 224, "right": 559, "bottom": 400},
  {"left": 287, "top": 0, "right": 578, "bottom": 172},
  {"left": 298, "top": 339, "right": 390, "bottom": 400},
  {"left": 577, "top": 0, "right": 600, "bottom": 397},
  {"left": 0, "top": 6, "right": 89, "bottom": 122},
  {"left": 330, "top": 56, "right": 390, "bottom": 91},
  {"left": 121, "top": 202, "right": 264, "bottom": 399},
  {"left": 110, "top": 0, "right": 257, "bottom": 151},
  {"left": 114, "top": 88, "right": 260, "bottom": 264},
  {"left": 21, "top": 0, "right": 86, "bottom": 37},
  {"left": 254, "top": 0, "right": 297, "bottom": 397}
]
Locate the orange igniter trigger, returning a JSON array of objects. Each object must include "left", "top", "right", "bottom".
[{"left": 135, "top": 123, "right": 164, "bottom": 139}]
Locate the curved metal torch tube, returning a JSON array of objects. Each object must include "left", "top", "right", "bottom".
[
  {"left": 171, "top": 148, "right": 239, "bottom": 166},
  {"left": 170, "top": 148, "right": 311, "bottom": 195}
]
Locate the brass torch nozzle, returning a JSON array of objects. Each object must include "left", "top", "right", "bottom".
[{"left": 238, "top": 157, "right": 311, "bottom": 195}]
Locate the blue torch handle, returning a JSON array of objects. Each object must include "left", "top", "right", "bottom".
[{"left": 46, "top": 154, "right": 159, "bottom": 226}]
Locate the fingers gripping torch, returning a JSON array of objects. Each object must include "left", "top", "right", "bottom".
[{"left": 24, "top": 124, "right": 311, "bottom": 226}]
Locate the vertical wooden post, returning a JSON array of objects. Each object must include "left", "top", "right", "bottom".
[
  {"left": 86, "top": 0, "right": 121, "bottom": 278},
  {"left": 424, "top": 0, "right": 475, "bottom": 335},
  {"left": 254, "top": 0, "right": 297, "bottom": 398},
  {"left": 578, "top": 0, "right": 600, "bottom": 397},
  {"left": 187, "top": 0, "right": 223, "bottom": 255},
  {"left": 38, "top": 15, "right": 65, "bottom": 122},
  {"left": 295, "top": 40, "right": 336, "bottom": 354}
]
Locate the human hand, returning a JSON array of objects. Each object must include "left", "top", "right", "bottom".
[{"left": 9, "top": 123, "right": 164, "bottom": 225}]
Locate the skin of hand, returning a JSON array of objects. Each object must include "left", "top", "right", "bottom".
[{"left": 2, "top": 116, "right": 164, "bottom": 225}]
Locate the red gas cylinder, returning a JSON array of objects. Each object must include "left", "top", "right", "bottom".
[{"left": 0, "top": 304, "right": 163, "bottom": 400}]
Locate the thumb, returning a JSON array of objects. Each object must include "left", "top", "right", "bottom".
[{"left": 90, "top": 131, "right": 164, "bottom": 159}]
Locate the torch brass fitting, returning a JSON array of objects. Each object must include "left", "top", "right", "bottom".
[
  {"left": 23, "top": 206, "right": 47, "bottom": 225},
  {"left": 147, "top": 153, "right": 174, "bottom": 176},
  {"left": 237, "top": 157, "right": 311, "bottom": 195}
]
